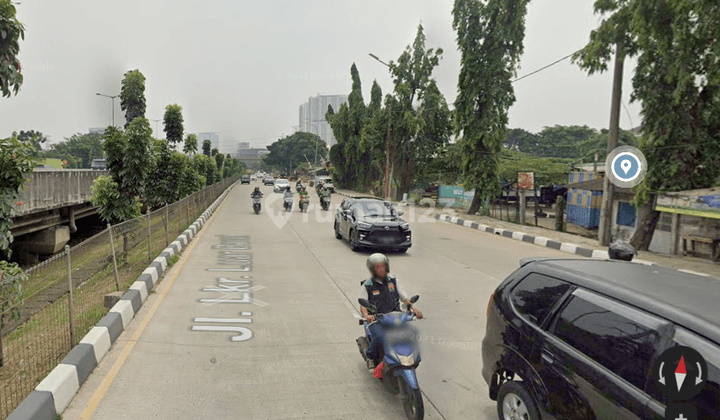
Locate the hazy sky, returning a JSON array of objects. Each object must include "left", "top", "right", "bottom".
[{"left": 0, "top": 0, "right": 641, "bottom": 154}]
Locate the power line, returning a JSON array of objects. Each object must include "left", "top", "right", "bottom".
[{"left": 511, "top": 48, "right": 586, "bottom": 83}]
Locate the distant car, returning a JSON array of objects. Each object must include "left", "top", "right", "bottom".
[
  {"left": 334, "top": 197, "right": 411, "bottom": 253},
  {"left": 91, "top": 158, "right": 107, "bottom": 170},
  {"left": 482, "top": 258, "right": 720, "bottom": 420},
  {"left": 274, "top": 178, "right": 291, "bottom": 193},
  {"left": 316, "top": 177, "right": 335, "bottom": 193},
  {"left": 241, "top": 175, "right": 251, "bottom": 184},
  {"left": 250, "top": 175, "right": 257, "bottom": 181},
  {"left": 263, "top": 177, "right": 275, "bottom": 186}
]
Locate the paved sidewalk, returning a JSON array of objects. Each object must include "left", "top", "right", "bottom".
[{"left": 335, "top": 189, "right": 720, "bottom": 280}]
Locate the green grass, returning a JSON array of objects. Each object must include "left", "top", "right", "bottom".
[{"left": 167, "top": 254, "right": 180, "bottom": 268}]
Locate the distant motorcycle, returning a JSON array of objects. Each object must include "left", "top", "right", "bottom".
[
  {"left": 252, "top": 197, "right": 262, "bottom": 214},
  {"left": 299, "top": 197, "right": 309, "bottom": 212},
  {"left": 284, "top": 195, "right": 293, "bottom": 212},
  {"left": 321, "top": 196, "right": 330, "bottom": 211},
  {"left": 357, "top": 295, "right": 424, "bottom": 420}
]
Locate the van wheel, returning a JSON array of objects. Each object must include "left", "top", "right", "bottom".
[{"left": 497, "top": 381, "right": 540, "bottom": 420}]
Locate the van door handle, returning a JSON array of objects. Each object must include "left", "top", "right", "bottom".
[{"left": 541, "top": 350, "right": 554, "bottom": 364}]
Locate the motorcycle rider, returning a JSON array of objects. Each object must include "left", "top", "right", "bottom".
[
  {"left": 299, "top": 185, "right": 309, "bottom": 199},
  {"left": 250, "top": 186, "right": 263, "bottom": 198},
  {"left": 359, "top": 253, "right": 423, "bottom": 369},
  {"left": 296, "top": 180, "right": 303, "bottom": 191},
  {"left": 320, "top": 186, "right": 331, "bottom": 208},
  {"left": 283, "top": 188, "right": 294, "bottom": 209}
]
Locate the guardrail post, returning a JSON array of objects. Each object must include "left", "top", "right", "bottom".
[
  {"left": 164, "top": 203, "right": 169, "bottom": 247},
  {"left": 65, "top": 245, "right": 75, "bottom": 347},
  {"left": 108, "top": 224, "right": 120, "bottom": 291},
  {"left": 147, "top": 206, "right": 152, "bottom": 264},
  {"left": 192, "top": 193, "right": 197, "bottom": 221}
]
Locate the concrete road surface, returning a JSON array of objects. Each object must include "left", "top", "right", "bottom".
[{"left": 63, "top": 182, "right": 574, "bottom": 420}]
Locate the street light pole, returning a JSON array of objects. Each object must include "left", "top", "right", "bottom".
[
  {"left": 370, "top": 53, "right": 392, "bottom": 200},
  {"left": 96, "top": 93, "right": 119, "bottom": 127}
]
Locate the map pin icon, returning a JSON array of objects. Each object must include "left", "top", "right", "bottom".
[{"left": 621, "top": 159, "right": 631, "bottom": 175}]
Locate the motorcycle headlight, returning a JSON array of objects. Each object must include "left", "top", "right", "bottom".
[
  {"left": 398, "top": 355, "right": 415, "bottom": 367},
  {"left": 357, "top": 222, "right": 372, "bottom": 229}
]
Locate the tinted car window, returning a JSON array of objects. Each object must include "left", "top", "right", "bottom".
[
  {"left": 510, "top": 274, "right": 571, "bottom": 326},
  {"left": 552, "top": 290, "right": 666, "bottom": 390},
  {"left": 647, "top": 328, "right": 720, "bottom": 419}
]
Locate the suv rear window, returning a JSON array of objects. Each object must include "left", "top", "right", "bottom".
[
  {"left": 510, "top": 274, "right": 571, "bottom": 326},
  {"left": 552, "top": 290, "right": 666, "bottom": 389}
]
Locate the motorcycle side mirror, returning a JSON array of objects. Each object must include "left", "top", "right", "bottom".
[
  {"left": 358, "top": 298, "right": 371, "bottom": 308},
  {"left": 409, "top": 295, "right": 419, "bottom": 304}
]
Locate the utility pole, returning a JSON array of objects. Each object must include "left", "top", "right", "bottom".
[
  {"left": 385, "top": 100, "right": 393, "bottom": 201},
  {"left": 598, "top": 39, "right": 625, "bottom": 246}
]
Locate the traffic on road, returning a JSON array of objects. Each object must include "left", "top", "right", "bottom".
[{"left": 54, "top": 177, "right": 719, "bottom": 420}]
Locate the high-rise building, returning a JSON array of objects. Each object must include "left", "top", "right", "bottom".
[
  {"left": 197, "top": 132, "right": 220, "bottom": 151},
  {"left": 89, "top": 127, "right": 106, "bottom": 135},
  {"left": 298, "top": 94, "right": 348, "bottom": 147}
]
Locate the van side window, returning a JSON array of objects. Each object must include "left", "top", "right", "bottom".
[
  {"left": 552, "top": 290, "right": 667, "bottom": 390},
  {"left": 646, "top": 328, "right": 720, "bottom": 419},
  {"left": 509, "top": 274, "right": 571, "bottom": 326}
]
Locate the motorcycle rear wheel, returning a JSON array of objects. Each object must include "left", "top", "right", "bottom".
[{"left": 399, "top": 377, "right": 424, "bottom": 420}]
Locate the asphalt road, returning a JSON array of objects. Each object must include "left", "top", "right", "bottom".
[{"left": 62, "top": 181, "right": 575, "bottom": 420}]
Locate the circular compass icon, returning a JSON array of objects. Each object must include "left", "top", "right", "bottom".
[{"left": 653, "top": 346, "right": 708, "bottom": 400}]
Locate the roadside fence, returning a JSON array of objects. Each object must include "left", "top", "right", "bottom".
[{"left": 0, "top": 176, "right": 238, "bottom": 418}]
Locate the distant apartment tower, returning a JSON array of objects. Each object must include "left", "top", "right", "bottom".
[
  {"left": 197, "top": 132, "right": 220, "bottom": 151},
  {"left": 89, "top": 127, "right": 106, "bottom": 135},
  {"left": 298, "top": 94, "right": 348, "bottom": 147}
]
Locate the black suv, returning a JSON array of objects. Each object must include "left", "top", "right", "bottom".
[
  {"left": 482, "top": 258, "right": 720, "bottom": 420},
  {"left": 334, "top": 197, "right": 411, "bottom": 253},
  {"left": 241, "top": 175, "right": 251, "bottom": 184}
]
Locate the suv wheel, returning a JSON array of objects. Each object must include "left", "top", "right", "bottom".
[
  {"left": 350, "top": 230, "right": 361, "bottom": 252},
  {"left": 497, "top": 381, "right": 540, "bottom": 420},
  {"left": 334, "top": 221, "right": 342, "bottom": 239}
]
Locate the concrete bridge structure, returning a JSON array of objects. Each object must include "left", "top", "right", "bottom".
[{"left": 10, "top": 169, "right": 108, "bottom": 264}]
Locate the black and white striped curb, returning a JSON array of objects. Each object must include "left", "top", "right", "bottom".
[
  {"left": 8, "top": 182, "right": 238, "bottom": 420},
  {"left": 432, "top": 213, "right": 714, "bottom": 278}
]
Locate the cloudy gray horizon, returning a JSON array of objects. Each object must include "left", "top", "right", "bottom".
[{"left": 0, "top": 0, "right": 641, "bottom": 155}]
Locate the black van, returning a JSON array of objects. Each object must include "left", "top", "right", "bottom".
[{"left": 482, "top": 258, "right": 720, "bottom": 420}]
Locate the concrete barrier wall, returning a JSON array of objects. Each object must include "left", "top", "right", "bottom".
[{"left": 16, "top": 170, "right": 110, "bottom": 216}]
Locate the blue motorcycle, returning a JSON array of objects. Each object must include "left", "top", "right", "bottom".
[{"left": 357, "top": 295, "right": 424, "bottom": 420}]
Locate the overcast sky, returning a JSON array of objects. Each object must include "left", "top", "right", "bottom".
[{"left": 0, "top": 0, "right": 641, "bottom": 154}]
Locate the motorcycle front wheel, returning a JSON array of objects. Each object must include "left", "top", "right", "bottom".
[{"left": 399, "top": 376, "right": 424, "bottom": 420}]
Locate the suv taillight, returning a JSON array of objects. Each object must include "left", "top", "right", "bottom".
[{"left": 486, "top": 292, "right": 495, "bottom": 320}]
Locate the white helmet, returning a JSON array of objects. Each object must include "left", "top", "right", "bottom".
[{"left": 366, "top": 253, "right": 389, "bottom": 277}]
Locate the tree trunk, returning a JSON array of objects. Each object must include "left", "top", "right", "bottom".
[
  {"left": 629, "top": 195, "right": 660, "bottom": 251},
  {"left": 468, "top": 190, "right": 482, "bottom": 215}
]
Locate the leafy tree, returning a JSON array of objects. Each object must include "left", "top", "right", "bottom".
[
  {"left": 184, "top": 133, "right": 198, "bottom": 155},
  {"left": 120, "top": 69, "right": 147, "bottom": 129},
  {"left": 194, "top": 153, "right": 217, "bottom": 186},
  {"left": 146, "top": 140, "right": 173, "bottom": 208},
  {"left": 629, "top": 0, "right": 720, "bottom": 249},
  {"left": 505, "top": 128, "right": 539, "bottom": 151},
  {"left": 576, "top": 128, "right": 638, "bottom": 160},
  {"left": 358, "top": 81, "right": 388, "bottom": 192},
  {"left": 211, "top": 148, "right": 219, "bottom": 157},
  {"left": 214, "top": 152, "right": 225, "bottom": 175},
  {"left": 498, "top": 148, "right": 572, "bottom": 186},
  {"left": 452, "top": 0, "right": 530, "bottom": 214},
  {"left": 121, "top": 117, "right": 153, "bottom": 203},
  {"left": 164, "top": 104, "right": 184, "bottom": 150},
  {"left": 0, "top": 0, "right": 24, "bottom": 98},
  {"left": 387, "top": 24, "right": 444, "bottom": 200},
  {"left": 263, "top": 132, "right": 327, "bottom": 174},
  {"left": 575, "top": 0, "right": 720, "bottom": 249},
  {"left": 102, "top": 126, "right": 126, "bottom": 182},
  {"left": 90, "top": 175, "right": 142, "bottom": 224},
  {"left": 44, "top": 132, "right": 104, "bottom": 168},
  {"left": 413, "top": 79, "right": 452, "bottom": 189},
  {"left": 0, "top": 134, "right": 35, "bottom": 256},
  {"left": 202, "top": 139, "right": 212, "bottom": 156},
  {"left": 0, "top": 133, "right": 34, "bottom": 367},
  {"left": 15, "top": 130, "right": 46, "bottom": 156}
]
